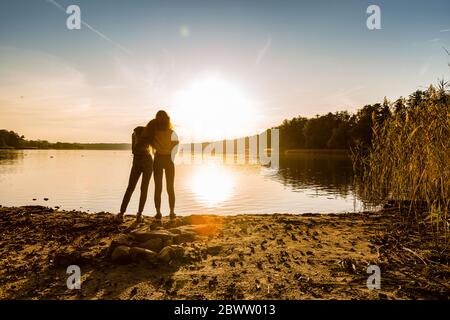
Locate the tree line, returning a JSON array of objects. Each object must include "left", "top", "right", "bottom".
[
  {"left": 0, "top": 131, "right": 128, "bottom": 150},
  {"left": 276, "top": 84, "right": 444, "bottom": 151}
]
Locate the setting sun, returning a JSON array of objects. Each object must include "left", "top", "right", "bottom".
[{"left": 170, "top": 76, "right": 258, "bottom": 142}]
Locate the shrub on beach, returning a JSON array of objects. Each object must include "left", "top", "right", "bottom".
[{"left": 352, "top": 81, "right": 450, "bottom": 230}]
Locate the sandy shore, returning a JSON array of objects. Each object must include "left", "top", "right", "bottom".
[{"left": 0, "top": 205, "right": 448, "bottom": 300}]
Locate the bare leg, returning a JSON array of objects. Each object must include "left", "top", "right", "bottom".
[
  {"left": 153, "top": 156, "right": 163, "bottom": 217},
  {"left": 165, "top": 159, "right": 175, "bottom": 215},
  {"left": 138, "top": 158, "right": 152, "bottom": 214},
  {"left": 120, "top": 163, "right": 141, "bottom": 214}
]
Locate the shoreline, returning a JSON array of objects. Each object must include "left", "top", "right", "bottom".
[{"left": 0, "top": 205, "right": 448, "bottom": 300}]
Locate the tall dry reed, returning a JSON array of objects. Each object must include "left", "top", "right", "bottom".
[{"left": 352, "top": 83, "right": 449, "bottom": 231}]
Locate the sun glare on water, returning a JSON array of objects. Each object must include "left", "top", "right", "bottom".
[
  {"left": 170, "top": 76, "right": 257, "bottom": 142},
  {"left": 189, "top": 164, "right": 235, "bottom": 207}
]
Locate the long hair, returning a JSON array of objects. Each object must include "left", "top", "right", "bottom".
[
  {"left": 144, "top": 119, "right": 157, "bottom": 148},
  {"left": 133, "top": 126, "right": 144, "bottom": 145},
  {"left": 132, "top": 126, "right": 149, "bottom": 154},
  {"left": 155, "top": 110, "right": 173, "bottom": 130}
]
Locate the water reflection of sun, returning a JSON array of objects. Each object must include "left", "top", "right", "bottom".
[{"left": 189, "top": 164, "right": 235, "bottom": 207}]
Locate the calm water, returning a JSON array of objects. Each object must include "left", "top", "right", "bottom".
[{"left": 0, "top": 150, "right": 367, "bottom": 215}]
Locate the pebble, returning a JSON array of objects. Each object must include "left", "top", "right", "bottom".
[
  {"left": 158, "top": 245, "right": 185, "bottom": 263},
  {"left": 111, "top": 246, "right": 131, "bottom": 264}
]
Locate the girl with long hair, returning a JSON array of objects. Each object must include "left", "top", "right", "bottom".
[
  {"left": 116, "top": 120, "right": 156, "bottom": 223},
  {"left": 152, "top": 110, "right": 179, "bottom": 220}
]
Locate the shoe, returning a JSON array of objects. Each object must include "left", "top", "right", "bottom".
[
  {"left": 135, "top": 213, "right": 143, "bottom": 223},
  {"left": 169, "top": 212, "right": 176, "bottom": 220},
  {"left": 154, "top": 213, "right": 162, "bottom": 220},
  {"left": 115, "top": 213, "right": 124, "bottom": 223}
]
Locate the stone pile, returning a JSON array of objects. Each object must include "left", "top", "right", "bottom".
[{"left": 109, "top": 225, "right": 200, "bottom": 265}]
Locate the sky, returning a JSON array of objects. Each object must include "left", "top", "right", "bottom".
[{"left": 0, "top": 0, "right": 449, "bottom": 142}]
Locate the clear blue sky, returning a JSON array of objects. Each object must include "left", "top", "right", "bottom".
[{"left": 0, "top": 0, "right": 449, "bottom": 142}]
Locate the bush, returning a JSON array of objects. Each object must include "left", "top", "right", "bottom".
[{"left": 352, "top": 82, "right": 449, "bottom": 229}]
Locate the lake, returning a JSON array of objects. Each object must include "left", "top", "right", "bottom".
[{"left": 0, "top": 149, "right": 369, "bottom": 215}]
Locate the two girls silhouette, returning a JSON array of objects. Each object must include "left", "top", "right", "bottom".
[{"left": 116, "top": 110, "right": 178, "bottom": 223}]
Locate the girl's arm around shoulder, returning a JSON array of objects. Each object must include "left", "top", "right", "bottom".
[
  {"left": 170, "top": 130, "right": 179, "bottom": 156},
  {"left": 170, "top": 130, "right": 179, "bottom": 146}
]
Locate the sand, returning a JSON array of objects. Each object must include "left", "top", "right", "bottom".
[{"left": 0, "top": 205, "right": 448, "bottom": 300}]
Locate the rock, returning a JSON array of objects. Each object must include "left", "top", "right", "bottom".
[
  {"left": 163, "top": 239, "right": 174, "bottom": 247},
  {"left": 129, "top": 247, "right": 158, "bottom": 263},
  {"left": 111, "top": 246, "right": 131, "bottom": 264},
  {"left": 169, "top": 224, "right": 194, "bottom": 233},
  {"left": 130, "top": 287, "right": 138, "bottom": 298},
  {"left": 174, "top": 231, "right": 197, "bottom": 244},
  {"left": 158, "top": 245, "right": 185, "bottom": 263},
  {"left": 53, "top": 251, "right": 82, "bottom": 266},
  {"left": 378, "top": 293, "right": 388, "bottom": 300},
  {"left": 73, "top": 223, "right": 91, "bottom": 230},
  {"left": 206, "top": 245, "right": 223, "bottom": 256},
  {"left": 140, "top": 238, "right": 163, "bottom": 252},
  {"left": 169, "top": 227, "right": 183, "bottom": 235},
  {"left": 131, "top": 230, "right": 175, "bottom": 242},
  {"left": 80, "top": 252, "right": 95, "bottom": 263},
  {"left": 208, "top": 276, "right": 218, "bottom": 288},
  {"left": 163, "top": 218, "right": 184, "bottom": 228},
  {"left": 169, "top": 226, "right": 198, "bottom": 243},
  {"left": 338, "top": 258, "right": 357, "bottom": 273},
  {"left": 109, "top": 235, "right": 133, "bottom": 255},
  {"left": 131, "top": 231, "right": 153, "bottom": 242},
  {"left": 148, "top": 222, "right": 161, "bottom": 230}
]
